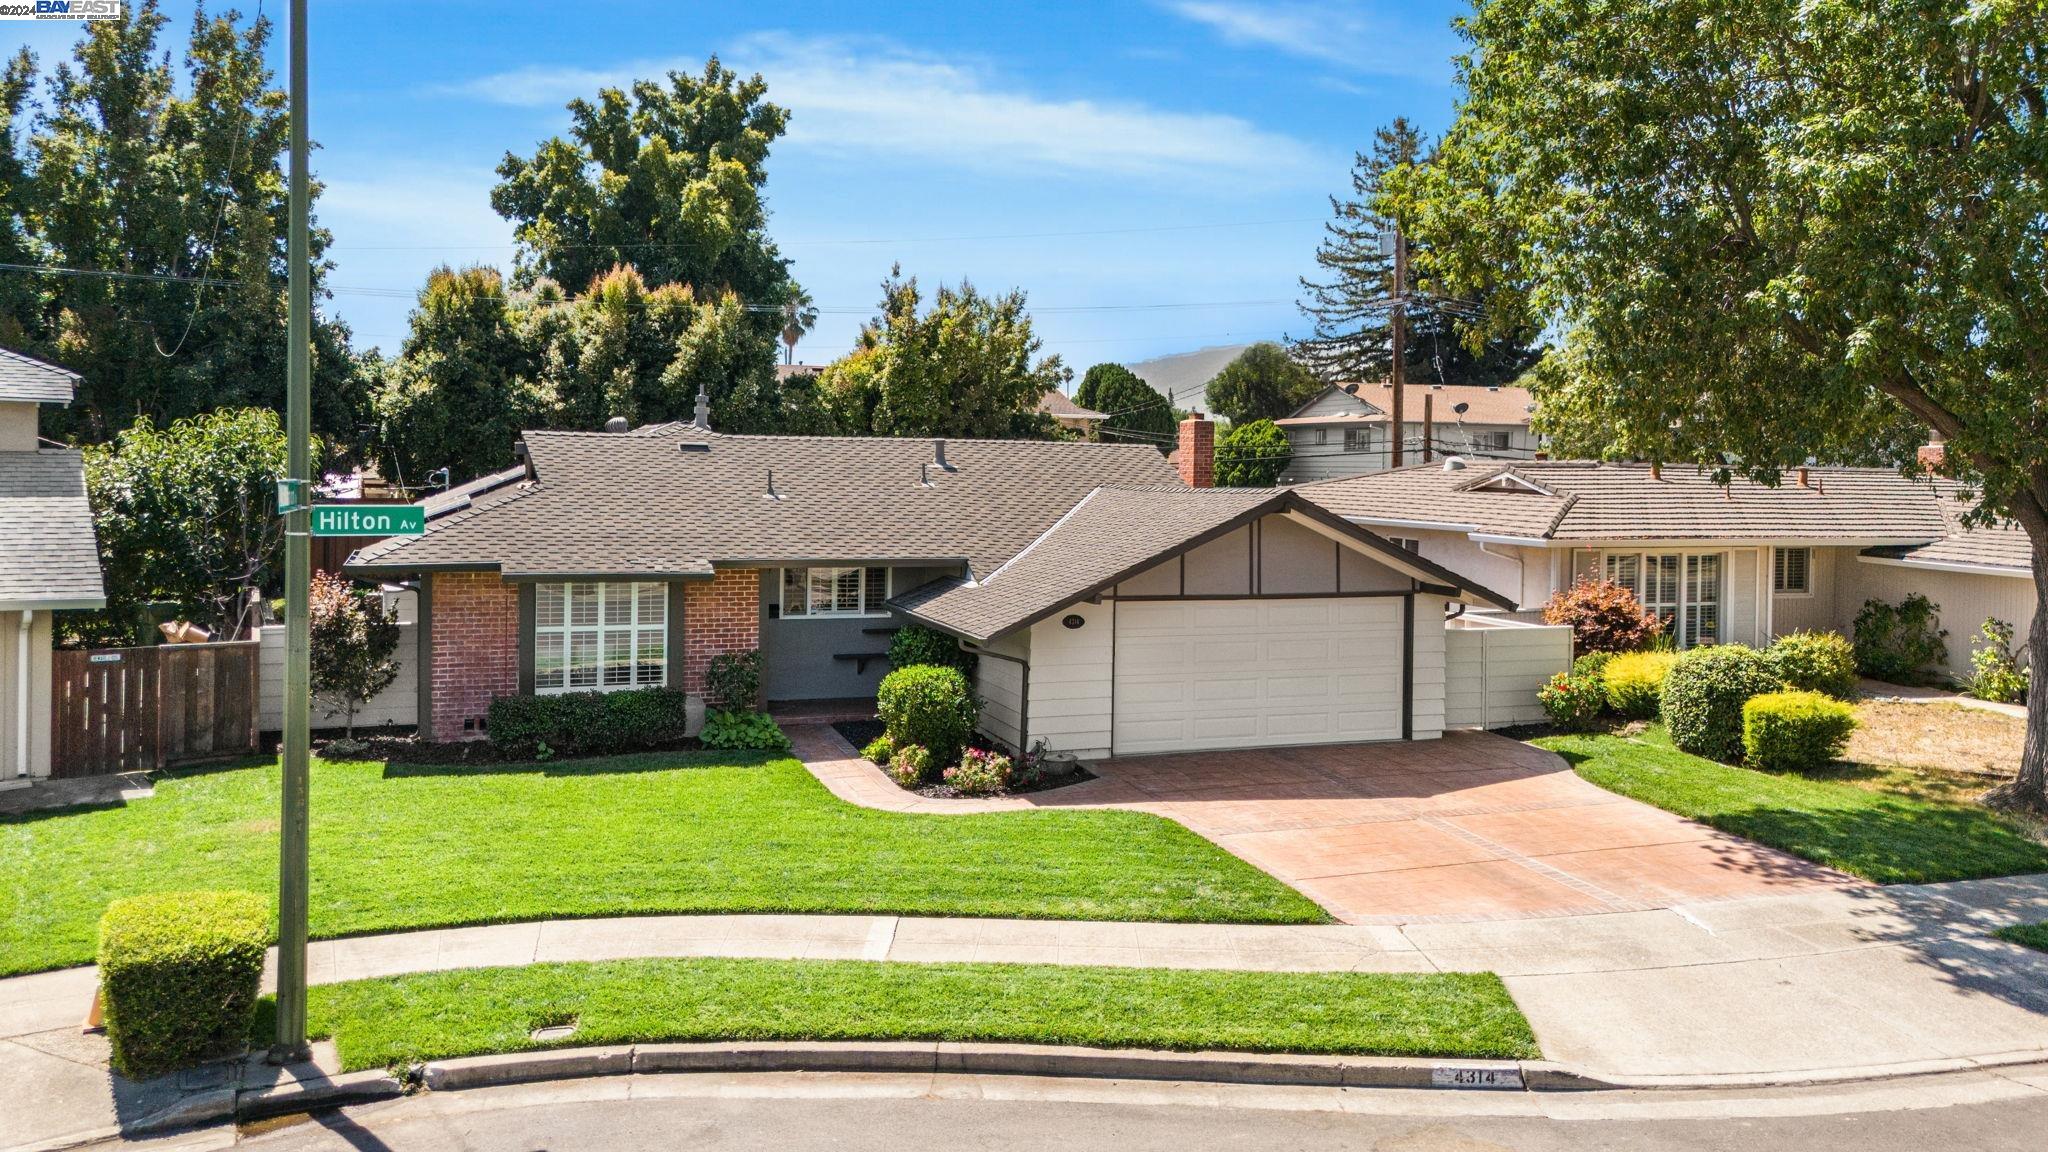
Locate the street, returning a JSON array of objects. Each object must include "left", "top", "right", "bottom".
[{"left": 111, "top": 1068, "right": 2048, "bottom": 1152}]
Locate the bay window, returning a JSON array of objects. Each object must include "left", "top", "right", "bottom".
[
  {"left": 534, "top": 581, "right": 666, "bottom": 693},
  {"left": 779, "top": 566, "right": 890, "bottom": 618}
]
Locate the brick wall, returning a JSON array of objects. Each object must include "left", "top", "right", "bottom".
[
  {"left": 428, "top": 571, "right": 519, "bottom": 742},
  {"left": 682, "top": 568, "right": 761, "bottom": 696}
]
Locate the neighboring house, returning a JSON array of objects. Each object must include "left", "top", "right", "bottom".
[
  {"left": 345, "top": 412, "right": 1524, "bottom": 756},
  {"left": 1035, "top": 388, "right": 1107, "bottom": 438},
  {"left": 0, "top": 350, "right": 106, "bottom": 785},
  {"left": 1277, "top": 383, "right": 1540, "bottom": 483},
  {"left": 1297, "top": 455, "right": 2034, "bottom": 682}
]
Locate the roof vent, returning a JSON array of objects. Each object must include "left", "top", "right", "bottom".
[
  {"left": 1442, "top": 456, "right": 1467, "bottom": 471},
  {"left": 693, "top": 383, "right": 711, "bottom": 430},
  {"left": 764, "top": 468, "right": 782, "bottom": 500},
  {"left": 678, "top": 442, "right": 709, "bottom": 454},
  {"left": 933, "top": 438, "right": 956, "bottom": 472},
  {"left": 604, "top": 416, "right": 628, "bottom": 433}
]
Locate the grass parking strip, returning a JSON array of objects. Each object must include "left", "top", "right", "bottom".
[
  {"left": 1995, "top": 923, "right": 2048, "bottom": 953},
  {"left": 296, "top": 956, "right": 1538, "bottom": 1072}
]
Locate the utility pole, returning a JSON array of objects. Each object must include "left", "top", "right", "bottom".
[
  {"left": 1422, "top": 392, "right": 1434, "bottom": 464},
  {"left": 1387, "top": 225, "right": 1407, "bottom": 469},
  {"left": 270, "top": 0, "right": 312, "bottom": 1065}
]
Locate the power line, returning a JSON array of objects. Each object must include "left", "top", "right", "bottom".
[{"left": 327, "top": 216, "right": 1325, "bottom": 253}]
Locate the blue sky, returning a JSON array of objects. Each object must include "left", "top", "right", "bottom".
[{"left": 8, "top": 0, "right": 1470, "bottom": 372}]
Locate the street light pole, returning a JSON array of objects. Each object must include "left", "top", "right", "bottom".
[{"left": 270, "top": 0, "right": 312, "bottom": 1065}]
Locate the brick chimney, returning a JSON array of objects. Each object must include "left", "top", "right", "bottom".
[
  {"left": 1917, "top": 434, "right": 1947, "bottom": 474},
  {"left": 1175, "top": 414, "right": 1214, "bottom": 488}
]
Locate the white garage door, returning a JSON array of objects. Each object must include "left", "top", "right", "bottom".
[{"left": 1112, "top": 599, "right": 1404, "bottom": 755}]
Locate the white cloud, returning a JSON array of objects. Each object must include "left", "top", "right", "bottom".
[
  {"left": 440, "top": 33, "right": 1331, "bottom": 189},
  {"left": 1160, "top": 1, "right": 1456, "bottom": 80}
]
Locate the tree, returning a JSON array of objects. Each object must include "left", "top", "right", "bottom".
[
  {"left": 1214, "top": 419, "right": 1291, "bottom": 487},
  {"left": 309, "top": 572, "right": 400, "bottom": 739},
  {"left": 25, "top": 2, "right": 371, "bottom": 447},
  {"left": 1204, "top": 342, "right": 1320, "bottom": 424},
  {"left": 1075, "top": 362, "right": 1174, "bottom": 451},
  {"left": 1294, "top": 119, "right": 1543, "bottom": 389},
  {"left": 79, "top": 408, "right": 293, "bottom": 645},
  {"left": 1398, "top": 0, "right": 2048, "bottom": 810},
  {"left": 0, "top": 49, "right": 39, "bottom": 348}
]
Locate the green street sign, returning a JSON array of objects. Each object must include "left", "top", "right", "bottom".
[{"left": 310, "top": 504, "right": 426, "bottom": 537}]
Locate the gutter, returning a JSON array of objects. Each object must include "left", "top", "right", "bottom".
[{"left": 1855, "top": 554, "right": 2031, "bottom": 579}]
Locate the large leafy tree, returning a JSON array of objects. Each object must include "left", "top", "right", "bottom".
[
  {"left": 1295, "top": 118, "right": 1542, "bottom": 388},
  {"left": 1203, "top": 342, "right": 1321, "bottom": 424},
  {"left": 1215, "top": 419, "right": 1291, "bottom": 488},
  {"left": 1399, "top": 0, "right": 2048, "bottom": 810},
  {"left": 1076, "top": 362, "right": 1174, "bottom": 450},
  {"left": 24, "top": 2, "right": 369, "bottom": 446}
]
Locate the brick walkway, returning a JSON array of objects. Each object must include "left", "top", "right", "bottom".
[{"left": 787, "top": 725, "right": 1862, "bottom": 924}]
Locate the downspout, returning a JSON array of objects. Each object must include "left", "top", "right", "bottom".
[
  {"left": 1476, "top": 540, "right": 1527, "bottom": 610},
  {"left": 959, "top": 639, "right": 1029, "bottom": 756},
  {"left": 16, "top": 610, "right": 31, "bottom": 778}
]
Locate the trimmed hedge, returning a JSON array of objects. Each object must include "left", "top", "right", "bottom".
[
  {"left": 99, "top": 891, "right": 269, "bottom": 1079},
  {"left": 1603, "top": 651, "right": 1678, "bottom": 719},
  {"left": 1765, "top": 630, "right": 1858, "bottom": 699},
  {"left": 1742, "top": 690, "right": 1859, "bottom": 772},
  {"left": 1662, "top": 645, "right": 1780, "bottom": 763},
  {"left": 877, "top": 664, "right": 979, "bottom": 764},
  {"left": 888, "top": 625, "right": 976, "bottom": 676},
  {"left": 486, "top": 688, "right": 692, "bottom": 758}
]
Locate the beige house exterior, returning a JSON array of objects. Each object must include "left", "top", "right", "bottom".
[{"left": 1277, "top": 383, "right": 1541, "bottom": 483}]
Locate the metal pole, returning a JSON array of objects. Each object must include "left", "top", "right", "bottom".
[
  {"left": 1390, "top": 226, "right": 1406, "bottom": 469},
  {"left": 270, "top": 0, "right": 312, "bottom": 1065}
]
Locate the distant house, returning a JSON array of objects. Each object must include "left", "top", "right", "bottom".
[
  {"left": 1035, "top": 388, "right": 1107, "bottom": 438},
  {"left": 1277, "top": 383, "right": 1540, "bottom": 483},
  {"left": 0, "top": 349, "right": 106, "bottom": 785}
]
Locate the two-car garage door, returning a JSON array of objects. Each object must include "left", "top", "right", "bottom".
[{"left": 1111, "top": 599, "right": 1404, "bottom": 755}]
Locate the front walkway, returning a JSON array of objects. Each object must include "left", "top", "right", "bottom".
[{"left": 790, "top": 725, "right": 1859, "bottom": 924}]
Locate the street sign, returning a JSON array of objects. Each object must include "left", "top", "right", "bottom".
[{"left": 310, "top": 504, "right": 425, "bottom": 537}]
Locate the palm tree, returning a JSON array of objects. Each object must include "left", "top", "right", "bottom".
[{"left": 781, "top": 285, "right": 818, "bottom": 365}]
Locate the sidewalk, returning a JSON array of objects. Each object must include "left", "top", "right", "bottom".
[{"left": 7, "top": 872, "right": 2048, "bottom": 1149}]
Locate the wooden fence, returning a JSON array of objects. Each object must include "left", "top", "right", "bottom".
[{"left": 51, "top": 641, "right": 261, "bottom": 777}]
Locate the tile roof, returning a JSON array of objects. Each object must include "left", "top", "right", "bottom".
[
  {"left": 892, "top": 486, "right": 1517, "bottom": 642},
  {"left": 346, "top": 426, "right": 1182, "bottom": 580},
  {"left": 1866, "top": 481, "right": 2032, "bottom": 573},
  {"left": 0, "top": 348, "right": 79, "bottom": 406},
  {"left": 0, "top": 450, "right": 104, "bottom": 607}
]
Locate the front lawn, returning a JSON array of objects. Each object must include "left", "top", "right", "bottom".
[
  {"left": 0, "top": 752, "right": 1325, "bottom": 977},
  {"left": 1535, "top": 727, "right": 2048, "bottom": 885},
  {"left": 296, "top": 957, "right": 1537, "bottom": 1072}
]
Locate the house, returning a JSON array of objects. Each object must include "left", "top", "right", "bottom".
[
  {"left": 344, "top": 411, "right": 1528, "bottom": 756},
  {"left": 0, "top": 350, "right": 106, "bottom": 785},
  {"left": 1277, "top": 383, "right": 1540, "bottom": 483},
  {"left": 1035, "top": 388, "right": 1107, "bottom": 438},
  {"left": 1297, "top": 455, "right": 2034, "bottom": 682}
]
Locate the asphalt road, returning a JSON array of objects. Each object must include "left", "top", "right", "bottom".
[{"left": 113, "top": 1068, "right": 2048, "bottom": 1152}]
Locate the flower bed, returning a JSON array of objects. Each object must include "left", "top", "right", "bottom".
[{"left": 831, "top": 719, "right": 1094, "bottom": 798}]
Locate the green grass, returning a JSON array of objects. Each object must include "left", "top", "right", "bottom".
[
  {"left": 1995, "top": 923, "right": 2048, "bottom": 953},
  {"left": 1535, "top": 726, "right": 2048, "bottom": 885},
  {"left": 0, "top": 752, "right": 1326, "bottom": 977},
  {"left": 294, "top": 956, "right": 1536, "bottom": 1072}
]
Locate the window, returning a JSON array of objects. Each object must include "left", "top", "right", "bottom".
[
  {"left": 1386, "top": 536, "right": 1422, "bottom": 553},
  {"left": 1773, "top": 547, "right": 1811, "bottom": 595},
  {"left": 1343, "top": 427, "right": 1374, "bottom": 452},
  {"left": 1310, "top": 428, "right": 1329, "bottom": 446},
  {"left": 1604, "top": 551, "right": 1715, "bottom": 646},
  {"left": 534, "top": 582, "right": 666, "bottom": 693},
  {"left": 780, "top": 566, "right": 889, "bottom": 618},
  {"left": 1473, "top": 430, "right": 1512, "bottom": 452}
]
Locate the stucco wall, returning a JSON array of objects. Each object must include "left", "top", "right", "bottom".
[
  {"left": 1833, "top": 556, "right": 2036, "bottom": 682},
  {"left": 1768, "top": 546, "right": 1840, "bottom": 635}
]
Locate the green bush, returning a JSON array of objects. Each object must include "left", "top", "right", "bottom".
[
  {"left": 1662, "top": 645, "right": 1780, "bottom": 762},
  {"left": 699, "top": 710, "right": 791, "bottom": 752},
  {"left": 1603, "top": 650, "right": 1679, "bottom": 718},
  {"left": 1572, "top": 650, "right": 1617, "bottom": 681},
  {"left": 860, "top": 734, "right": 896, "bottom": 765},
  {"left": 877, "top": 664, "right": 979, "bottom": 764},
  {"left": 1742, "top": 690, "right": 1859, "bottom": 772},
  {"left": 943, "top": 747, "right": 1014, "bottom": 795},
  {"left": 703, "top": 649, "right": 764, "bottom": 712},
  {"left": 886, "top": 743, "right": 933, "bottom": 787},
  {"left": 1765, "top": 630, "right": 1858, "bottom": 698},
  {"left": 98, "top": 891, "right": 269, "bottom": 1079},
  {"left": 486, "top": 688, "right": 692, "bottom": 758},
  {"left": 1968, "top": 618, "right": 2031, "bottom": 704},
  {"left": 887, "top": 624, "right": 976, "bottom": 676},
  {"left": 1851, "top": 595, "right": 1948, "bottom": 685},
  {"left": 1537, "top": 672, "right": 1606, "bottom": 730}
]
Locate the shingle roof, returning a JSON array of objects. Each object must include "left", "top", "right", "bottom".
[
  {"left": 1299, "top": 460, "right": 1956, "bottom": 544},
  {"left": 1280, "top": 383, "right": 1536, "bottom": 428},
  {"left": 892, "top": 486, "right": 1517, "bottom": 642},
  {"left": 1036, "top": 389, "right": 1106, "bottom": 421},
  {"left": 0, "top": 450, "right": 104, "bottom": 607},
  {"left": 0, "top": 348, "right": 79, "bottom": 406},
  {"left": 346, "top": 426, "right": 1183, "bottom": 579}
]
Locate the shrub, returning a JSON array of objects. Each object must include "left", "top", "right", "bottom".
[
  {"left": 486, "top": 687, "right": 692, "bottom": 758},
  {"left": 98, "top": 891, "right": 269, "bottom": 1079},
  {"left": 1537, "top": 672, "right": 1606, "bottom": 730},
  {"left": 703, "top": 649, "right": 764, "bottom": 712},
  {"left": 1662, "top": 645, "right": 1781, "bottom": 762},
  {"left": 860, "top": 734, "right": 896, "bottom": 765},
  {"left": 1851, "top": 595, "right": 1948, "bottom": 685},
  {"left": 886, "top": 744, "right": 933, "bottom": 787},
  {"left": 887, "top": 625, "right": 975, "bottom": 676},
  {"left": 1765, "top": 630, "right": 1858, "bottom": 699},
  {"left": 1603, "top": 650, "right": 1679, "bottom": 718},
  {"left": 309, "top": 572, "right": 401, "bottom": 738},
  {"left": 1968, "top": 617, "right": 2031, "bottom": 704},
  {"left": 699, "top": 710, "right": 791, "bottom": 752},
  {"left": 1541, "top": 578, "right": 1665, "bottom": 654},
  {"left": 943, "top": 747, "right": 1015, "bottom": 795},
  {"left": 1742, "top": 690, "right": 1859, "bottom": 772},
  {"left": 877, "top": 664, "right": 979, "bottom": 764},
  {"left": 1572, "top": 650, "right": 1617, "bottom": 681}
]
